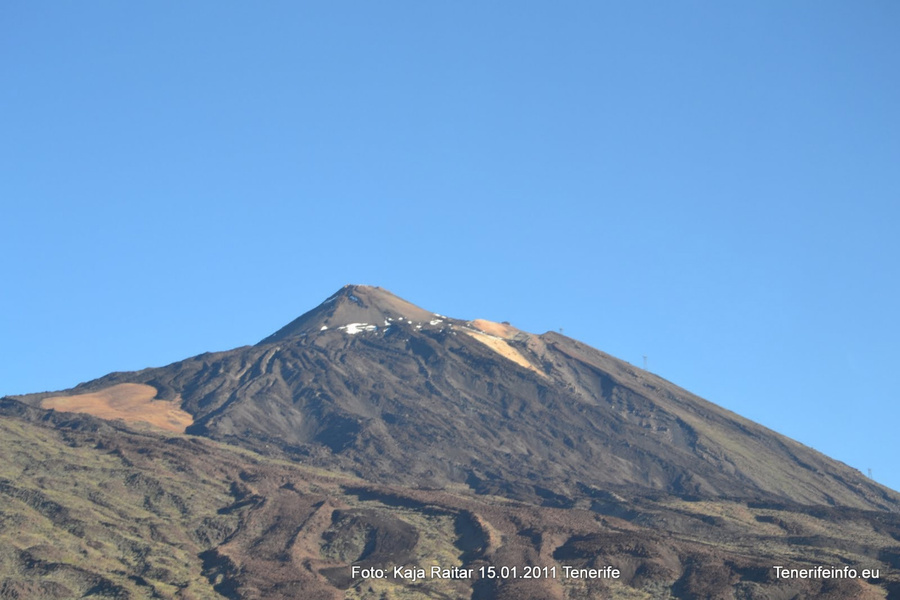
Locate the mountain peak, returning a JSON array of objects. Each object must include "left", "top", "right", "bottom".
[{"left": 258, "top": 285, "right": 436, "bottom": 344}]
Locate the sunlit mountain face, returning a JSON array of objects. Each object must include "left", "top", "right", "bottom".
[{"left": 4, "top": 285, "right": 899, "bottom": 599}]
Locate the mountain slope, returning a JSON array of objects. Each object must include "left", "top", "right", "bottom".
[
  {"left": 17, "top": 285, "right": 898, "bottom": 512},
  {"left": 6, "top": 285, "right": 900, "bottom": 599},
  {"left": 3, "top": 399, "right": 899, "bottom": 600}
]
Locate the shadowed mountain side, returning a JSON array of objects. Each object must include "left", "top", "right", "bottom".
[
  {"left": 15, "top": 285, "right": 899, "bottom": 514},
  {"left": 1, "top": 400, "right": 899, "bottom": 600}
]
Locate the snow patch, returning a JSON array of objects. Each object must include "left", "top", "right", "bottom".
[
  {"left": 320, "top": 326, "right": 328, "bottom": 331},
  {"left": 429, "top": 319, "right": 443, "bottom": 326},
  {"left": 340, "top": 323, "right": 377, "bottom": 335}
]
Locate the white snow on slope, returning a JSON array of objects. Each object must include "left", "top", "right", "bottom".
[{"left": 340, "top": 323, "right": 377, "bottom": 334}]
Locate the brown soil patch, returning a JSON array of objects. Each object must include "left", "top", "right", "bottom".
[
  {"left": 470, "top": 319, "right": 521, "bottom": 339},
  {"left": 464, "top": 330, "right": 545, "bottom": 378},
  {"left": 41, "top": 383, "right": 193, "bottom": 433}
]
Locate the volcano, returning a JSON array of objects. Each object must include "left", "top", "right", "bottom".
[{"left": 4, "top": 285, "right": 899, "bottom": 599}]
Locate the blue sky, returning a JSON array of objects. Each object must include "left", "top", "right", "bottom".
[{"left": 2, "top": 3, "right": 899, "bottom": 491}]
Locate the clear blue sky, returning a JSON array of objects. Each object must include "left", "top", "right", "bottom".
[{"left": 2, "top": 3, "right": 898, "bottom": 491}]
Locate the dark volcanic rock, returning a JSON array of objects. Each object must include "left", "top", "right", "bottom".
[
  {"left": 4, "top": 285, "right": 900, "bottom": 599},
  {"left": 13, "top": 285, "right": 899, "bottom": 512}
]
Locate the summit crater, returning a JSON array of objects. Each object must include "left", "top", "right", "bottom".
[{"left": 258, "top": 285, "right": 439, "bottom": 343}]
